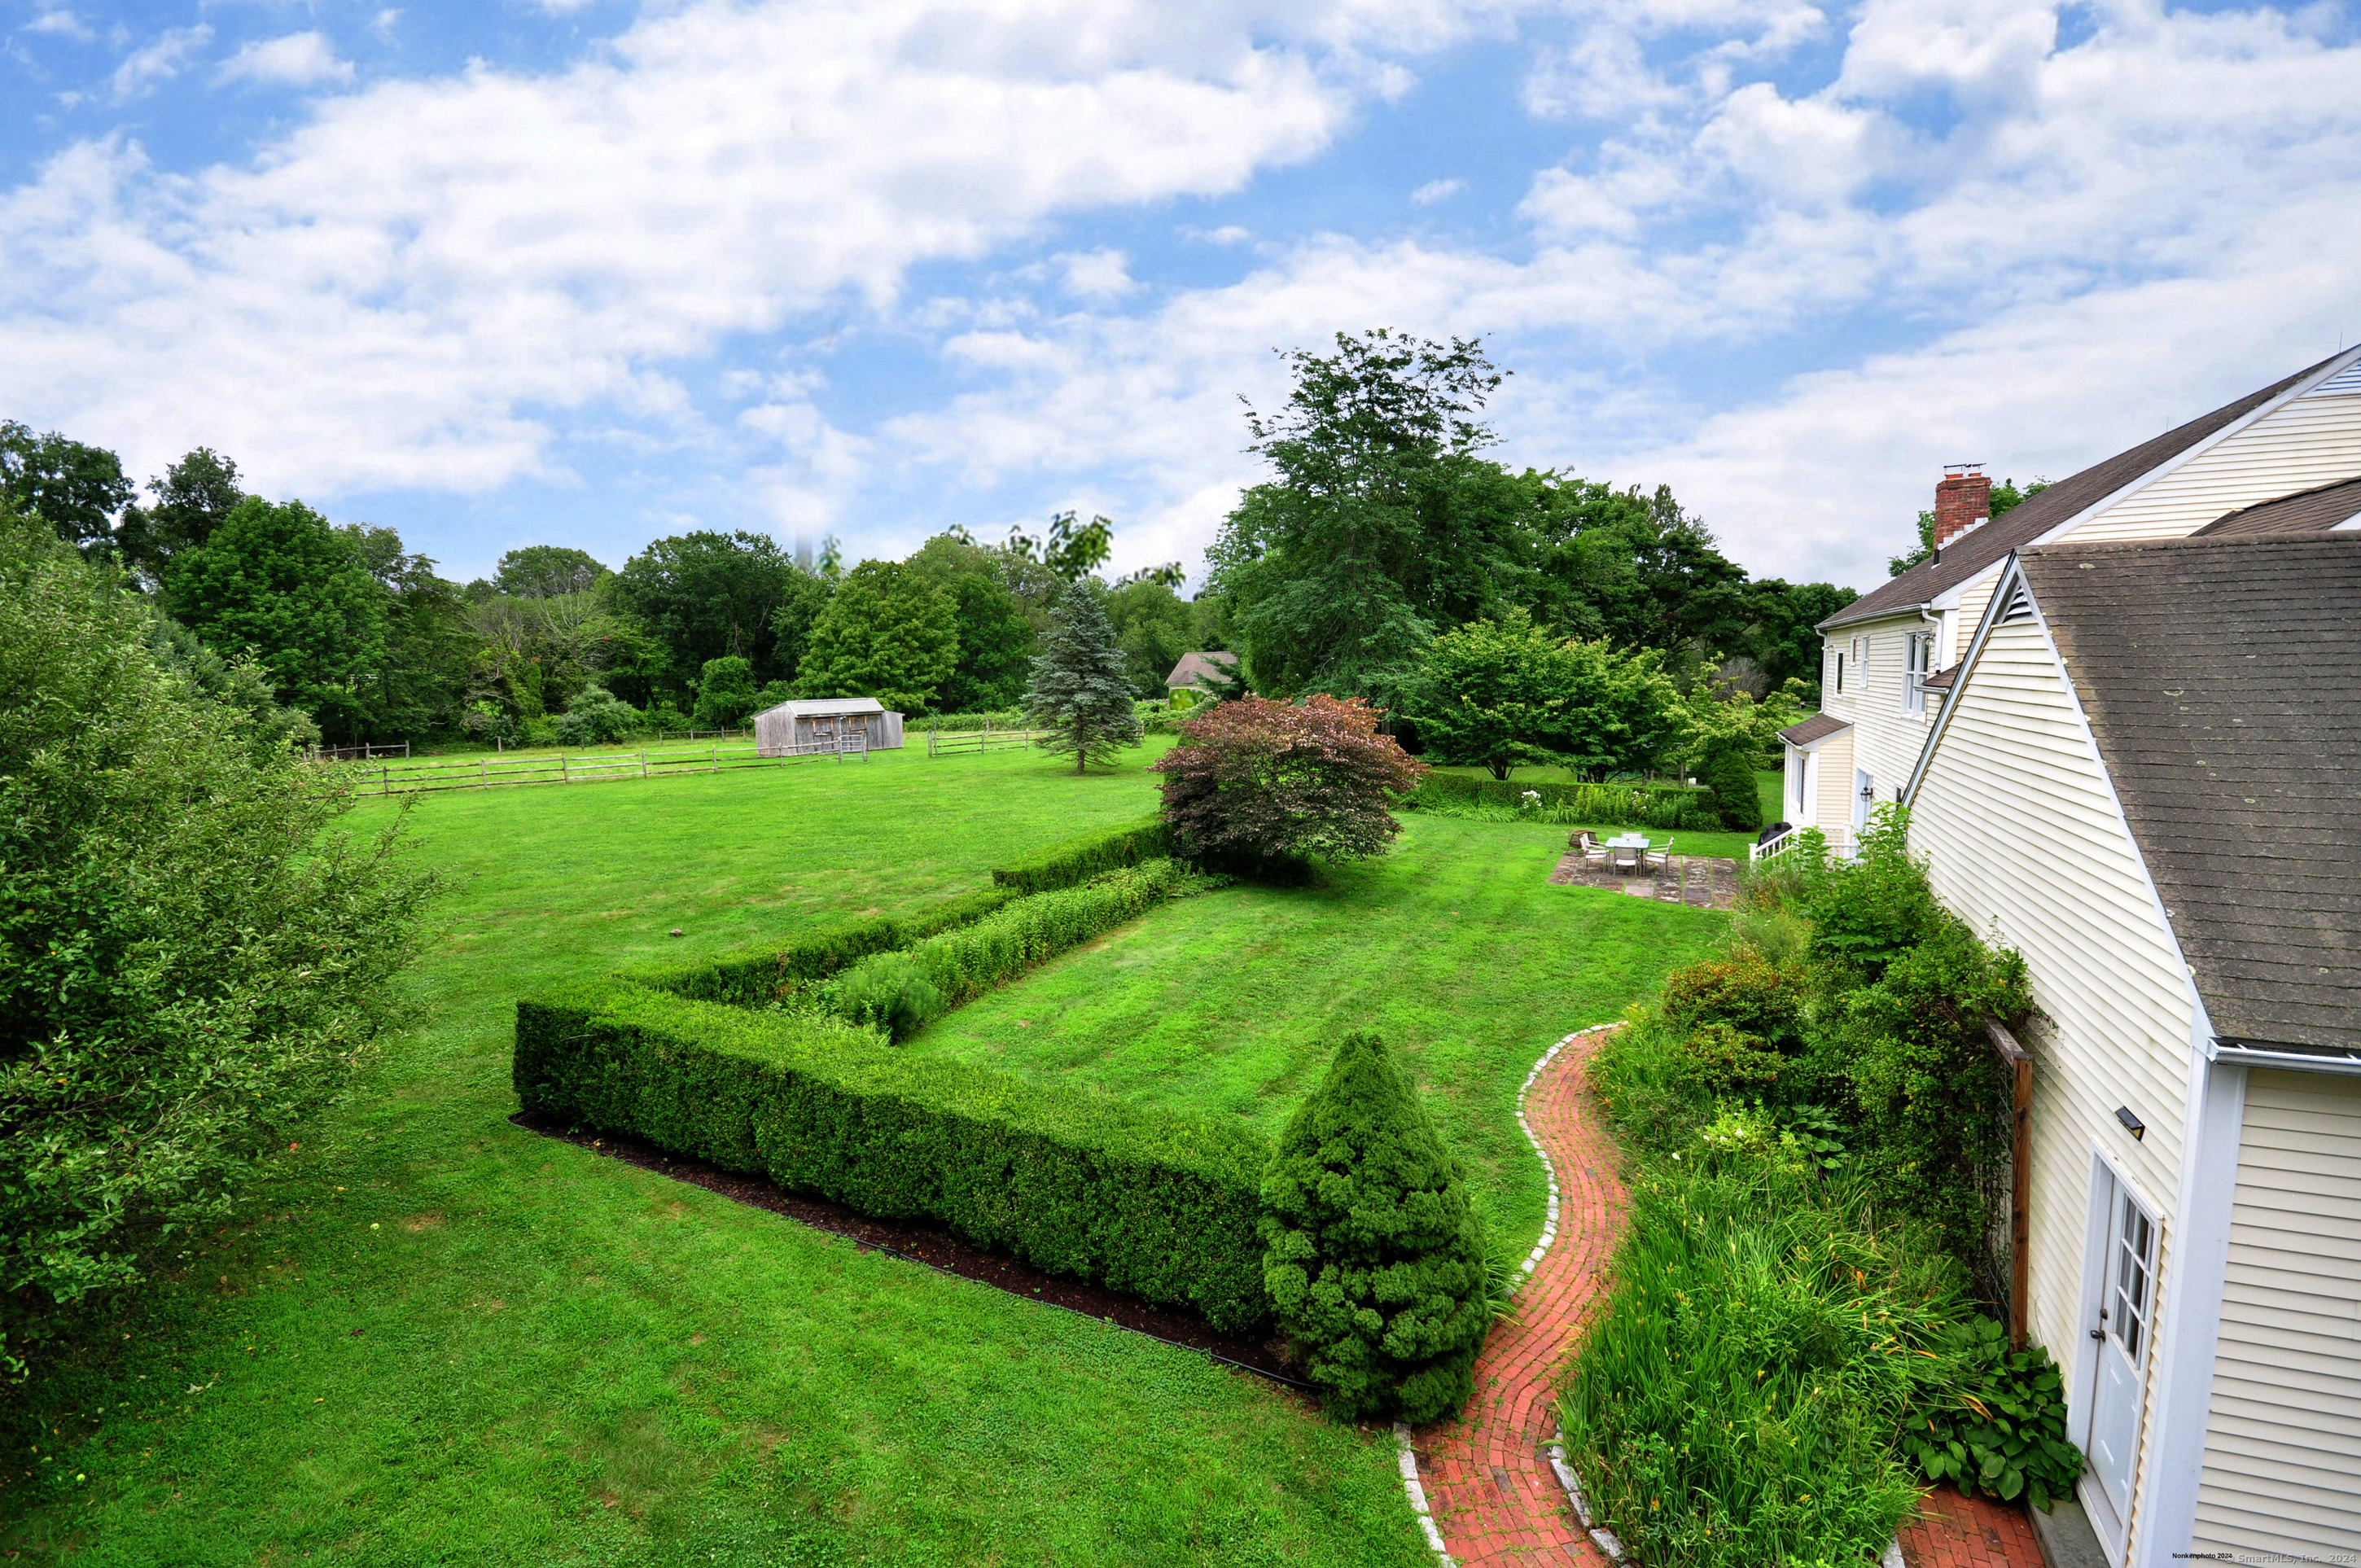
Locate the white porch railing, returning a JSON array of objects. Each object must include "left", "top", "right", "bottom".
[{"left": 1750, "top": 826, "right": 1798, "bottom": 864}]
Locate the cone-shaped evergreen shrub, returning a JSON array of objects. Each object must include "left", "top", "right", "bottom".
[
  {"left": 1697, "top": 736, "right": 1762, "bottom": 831},
  {"left": 1260, "top": 1032, "right": 1492, "bottom": 1421}
]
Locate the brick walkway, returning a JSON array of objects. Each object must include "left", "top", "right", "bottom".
[
  {"left": 1411, "top": 1027, "right": 1627, "bottom": 1566},
  {"left": 1899, "top": 1485, "right": 2047, "bottom": 1568}
]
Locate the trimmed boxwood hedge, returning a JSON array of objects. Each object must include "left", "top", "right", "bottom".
[
  {"left": 1408, "top": 771, "right": 1716, "bottom": 830},
  {"left": 626, "top": 885, "right": 1021, "bottom": 1007},
  {"left": 990, "top": 815, "right": 1172, "bottom": 895},
  {"left": 824, "top": 861, "right": 1198, "bottom": 1036},
  {"left": 514, "top": 977, "right": 1272, "bottom": 1331}
]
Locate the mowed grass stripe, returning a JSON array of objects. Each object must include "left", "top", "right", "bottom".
[{"left": 907, "top": 815, "right": 1728, "bottom": 1249}]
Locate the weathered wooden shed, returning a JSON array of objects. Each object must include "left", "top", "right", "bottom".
[{"left": 752, "top": 698, "right": 904, "bottom": 757}]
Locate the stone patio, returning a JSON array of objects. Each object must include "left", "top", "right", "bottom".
[{"left": 1548, "top": 848, "right": 1741, "bottom": 910}]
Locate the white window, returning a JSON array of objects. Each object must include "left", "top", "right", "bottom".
[
  {"left": 1832, "top": 648, "right": 1845, "bottom": 695},
  {"left": 1903, "top": 633, "right": 1932, "bottom": 716}
]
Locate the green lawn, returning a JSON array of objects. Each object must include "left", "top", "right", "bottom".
[
  {"left": 2, "top": 741, "right": 1725, "bottom": 1566},
  {"left": 908, "top": 815, "right": 1726, "bottom": 1248}
]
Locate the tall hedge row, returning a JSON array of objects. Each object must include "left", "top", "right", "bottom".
[
  {"left": 1408, "top": 771, "right": 1715, "bottom": 829},
  {"left": 989, "top": 815, "right": 1171, "bottom": 895},
  {"left": 514, "top": 978, "right": 1272, "bottom": 1331}
]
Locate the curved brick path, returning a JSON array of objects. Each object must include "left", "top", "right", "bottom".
[
  {"left": 1402, "top": 1027, "right": 2046, "bottom": 1568},
  {"left": 1412, "top": 1027, "right": 1627, "bottom": 1566}
]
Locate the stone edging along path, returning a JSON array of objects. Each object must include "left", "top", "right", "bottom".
[
  {"left": 1394, "top": 1023, "right": 1631, "bottom": 1567},
  {"left": 1393, "top": 1027, "right": 1920, "bottom": 1568}
]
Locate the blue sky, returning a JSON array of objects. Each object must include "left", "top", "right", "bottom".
[{"left": 4, "top": 0, "right": 2356, "bottom": 591}]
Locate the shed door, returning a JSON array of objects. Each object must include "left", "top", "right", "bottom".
[{"left": 2194, "top": 1071, "right": 2361, "bottom": 1558}]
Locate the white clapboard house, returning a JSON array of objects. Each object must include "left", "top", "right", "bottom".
[
  {"left": 1899, "top": 529, "right": 2359, "bottom": 1566},
  {"left": 1768, "top": 344, "right": 2361, "bottom": 860}
]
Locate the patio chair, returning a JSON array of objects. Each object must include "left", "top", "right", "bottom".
[
  {"left": 1571, "top": 830, "right": 1609, "bottom": 863},
  {"left": 1642, "top": 837, "right": 1674, "bottom": 874}
]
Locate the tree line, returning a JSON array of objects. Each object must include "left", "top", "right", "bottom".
[{"left": 2, "top": 333, "right": 1854, "bottom": 762}]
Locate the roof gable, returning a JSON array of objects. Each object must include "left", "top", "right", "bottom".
[
  {"left": 1164, "top": 650, "right": 1237, "bottom": 686},
  {"left": 2192, "top": 474, "right": 2361, "bottom": 537},
  {"left": 2017, "top": 535, "right": 2361, "bottom": 1050},
  {"left": 1822, "top": 351, "right": 2348, "bottom": 631}
]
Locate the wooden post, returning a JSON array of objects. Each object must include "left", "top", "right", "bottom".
[
  {"left": 1988, "top": 1020, "right": 2035, "bottom": 1351},
  {"left": 560, "top": 753, "right": 568, "bottom": 784}
]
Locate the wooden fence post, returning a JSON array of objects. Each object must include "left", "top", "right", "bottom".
[{"left": 1988, "top": 1020, "right": 2035, "bottom": 1351}]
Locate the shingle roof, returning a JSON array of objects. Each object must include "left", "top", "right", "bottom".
[
  {"left": 755, "top": 697, "right": 885, "bottom": 719},
  {"left": 1778, "top": 714, "right": 1852, "bottom": 747},
  {"left": 1920, "top": 666, "right": 1959, "bottom": 693},
  {"left": 2019, "top": 534, "right": 2361, "bottom": 1050},
  {"left": 2191, "top": 474, "right": 2361, "bottom": 537},
  {"left": 1820, "top": 353, "right": 2341, "bottom": 631},
  {"left": 1164, "top": 650, "right": 1238, "bottom": 688}
]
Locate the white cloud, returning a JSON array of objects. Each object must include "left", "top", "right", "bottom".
[
  {"left": 109, "top": 24, "right": 210, "bottom": 101},
  {"left": 26, "top": 10, "right": 95, "bottom": 42},
  {"left": 2, "top": 0, "right": 1375, "bottom": 501},
  {"left": 1410, "top": 176, "right": 1462, "bottom": 204},
  {"left": 873, "top": 1, "right": 2361, "bottom": 585},
  {"left": 371, "top": 11, "right": 402, "bottom": 42},
  {"left": 216, "top": 31, "right": 356, "bottom": 89},
  {"left": 1060, "top": 247, "right": 1138, "bottom": 300}
]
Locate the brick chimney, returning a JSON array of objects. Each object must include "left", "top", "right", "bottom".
[{"left": 1934, "top": 464, "right": 1991, "bottom": 553}]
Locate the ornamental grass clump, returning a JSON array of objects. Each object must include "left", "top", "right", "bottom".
[
  {"left": 1558, "top": 1159, "right": 1959, "bottom": 1568},
  {"left": 1260, "top": 1032, "right": 1491, "bottom": 1422}
]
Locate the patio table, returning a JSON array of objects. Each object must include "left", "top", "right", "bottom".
[{"left": 1605, "top": 833, "right": 1650, "bottom": 874}]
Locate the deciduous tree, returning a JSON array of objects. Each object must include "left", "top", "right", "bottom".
[
  {"left": 1408, "top": 609, "right": 1579, "bottom": 779},
  {"left": 494, "top": 545, "right": 610, "bottom": 599},
  {"left": 1154, "top": 694, "right": 1425, "bottom": 865},
  {"left": 164, "top": 497, "right": 389, "bottom": 739},
  {"left": 0, "top": 421, "right": 134, "bottom": 558},
  {"left": 0, "top": 503, "right": 432, "bottom": 1367},
  {"left": 797, "top": 560, "right": 960, "bottom": 714},
  {"left": 116, "top": 447, "right": 246, "bottom": 586},
  {"left": 611, "top": 531, "right": 795, "bottom": 691}
]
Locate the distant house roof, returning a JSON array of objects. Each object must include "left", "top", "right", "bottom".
[
  {"left": 1164, "top": 651, "right": 1238, "bottom": 689},
  {"left": 754, "top": 697, "right": 887, "bottom": 720},
  {"left": 2017, "top": 533, "right": 2361, "bottom": 1051},
  {"left": 1820, "top": 353, "right": 2343, "bottom": 632},
  {"left": 2192, "top": 474, "right": 2361, "bottom": 537},
  {"left": 1778, "top": 714, "right": 1853, "bottom": 747}
]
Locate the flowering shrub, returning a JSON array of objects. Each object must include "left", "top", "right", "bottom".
[{"left": 1154, "top": 694, "right": 1426, "bottom": 868}]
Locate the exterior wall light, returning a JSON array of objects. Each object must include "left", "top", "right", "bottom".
[{"left": 2114, "top": 1106, "right": 2146, "bottom": 1141}]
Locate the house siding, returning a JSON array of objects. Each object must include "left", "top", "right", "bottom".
[
  {"left": 1816, "top": 613, "right": 1939, "bottom": 846},
  {"left": 1904, "top": 614, "right": 2195, "bottom": 1562},
  {"left": 2192, "top": 1070, "right": 2361, "bottom": 1559},
  {"left": 2064, "top": 387, "right": 2361, "bottom": 543},
  {"left": 1810, "top": 726, "right": 1855, "bottom": 851}
]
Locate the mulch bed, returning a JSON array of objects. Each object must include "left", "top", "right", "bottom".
[{"left": 507, "top": 1109, "right": 1314, "bottom": 1392}]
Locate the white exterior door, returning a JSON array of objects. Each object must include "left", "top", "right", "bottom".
[
  {"left": 2081, "top": 1164, "right": 2157, "bottom": 1557},
  {"left": 1853, "top": 768, "right": 1873, "bottom": 834}
]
